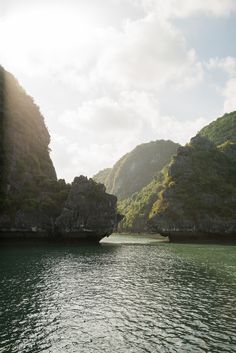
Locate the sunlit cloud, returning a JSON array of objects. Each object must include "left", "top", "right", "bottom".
[
  {"left": 95, "top": 15, "right": 203, "bottom": 91},
  {"left": 140, "top": 0, "right": 236, "bottom": 18},
  {"left": 0, "top": 7, "right": 100, "bottom": 75},
  {"left": 223, "top": 79, "right": 236, "bottom": 113},
  {"left": 207, "top": 56, "right": 236, "bottom": 75},
  {"left": 0, "top": 0, "right": 235, "bottom": 180},
  {"left": 49, "top": 91, "right": 209, "bottom": 179}
]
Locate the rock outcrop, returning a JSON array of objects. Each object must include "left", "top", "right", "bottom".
[
  {"left": 148, "top": 113, "right": 236, "bottom": 242},
  {"left": 119, "top": 112, "right": 236, "bottom": 242},
  {"left": 0, "top": 65, "right": 63, "bottom": 233},
  {"left": 0, "top": 66, "right": 119, "bottom": 241},
  {"left": 56, "top": 176, "right": 118, "bottom": 240}
]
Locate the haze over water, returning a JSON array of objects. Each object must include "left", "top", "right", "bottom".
[{"left": 0, "top": 234, "right": 236, "bottom": 353}]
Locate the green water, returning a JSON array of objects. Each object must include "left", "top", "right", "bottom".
[{"left": 0, "top": 234, "right": 236, "bottom": 353}]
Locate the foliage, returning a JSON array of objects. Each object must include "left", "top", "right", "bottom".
[
  {"left": 200, "top": 111, "right": 236, "bottom": 145},
  {"left": 118, "top": 173, "right": 165, "bottom": 232},
  {"left": 151, "top": 141, "right": 236, "bottom": 219},
  {"left": 119, "top": 112, "right": 236, "bottom": 232},
  {"left": 94, "top": 140, "right": 180, "bottom": 200},
  {"left": 0, "top": 66, "right": 70, "bottom": 222}
]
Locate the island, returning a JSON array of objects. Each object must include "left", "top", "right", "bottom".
[{"left": 0, "top": 66, "right": 120, "bottom": 242}]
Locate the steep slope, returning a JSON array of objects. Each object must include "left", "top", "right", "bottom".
[
  {"left": 0, "top": 66, "right": 56, "bottom": 187},
  {"left": 118, "top": 175, "right": 164, "bottom": 232},
  {"left": 199, "top": 111, "right": 236, "bottom": 145},
  {"left": 93, "top": 168, "right": 111, "bottom": 185},
  {"left": 149, "top": 134, "right": 236, "bottom": 241},
  {"left": 56, "top": 176, "right": 117, "bottom": 239},
  {"left": 0, "top": 66, "right": 119, "bottom": 239},
  {"left": 119, "top": 111, "right": 236, "bottom": 241},
  {"left": 94, "top": 140, "right": 180, "bottom": 200},
  {"left": 0, "top": 66, "right": 69, "bottom": 230}
]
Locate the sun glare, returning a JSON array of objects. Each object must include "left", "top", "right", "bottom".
[{"left": 0, "top": 6, "right": 98, "bottom": 73}]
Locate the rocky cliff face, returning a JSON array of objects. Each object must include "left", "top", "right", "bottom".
[
  {"left": 0, "top": 66, "right": 56, "bottom": 186},
  {"left": 0, "top": 66, "right": 119, "bottom": 240},
  {"left": 93, "top": 140, "right": 180, "bottom": 200},
  {"left": 119, "top": 112, "right": 236, "bottom": 241},
  {"left": 0, "top": 66, "right": 61, "bottom": 231},
  {"left": 148, "top": 113, "right": 236, "bottom": 241},
  {"left": 56, "top": 176, "right": 118, "bottom": 239}
]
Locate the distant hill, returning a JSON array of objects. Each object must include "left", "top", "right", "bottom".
[
  {"left": 93, "top": 140, "right": 180, "bottom": 200},
  {"left": 93, "top": 168, "right": 111, "bottom": 185},
  {"left": 119, "top": 111, "right": 236, "bottom": 242}
]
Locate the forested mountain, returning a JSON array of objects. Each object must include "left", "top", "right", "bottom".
[
  {"left": 93, "top": 140, "right": 180, "bottom": 200},
  {"left": 119, "top": 112, "right": 236, "bottom": 242}
]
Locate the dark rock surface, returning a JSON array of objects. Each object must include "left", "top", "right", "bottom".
[
  {"left": 119, "top": 112, "right": 236, "bottom": 243},
  {"left": 56, "top": 176, "right": 119, "bottom": 240},
  {"left": 148, "top": 133, "right": 236, "bottom": 242},
  {"left": 0, "top": 66, "right": 119, "bottom": 241}
]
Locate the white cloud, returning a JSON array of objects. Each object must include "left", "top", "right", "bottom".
[
  {"left": 223, "top": 78, "right": 236, "bottom": 113},
  {"left": 49, "top": 91, "right": 209, "bottom": 180},
  {"left": 207, "top": 57, "right": 236, "bottom": 75},
  {"left": 0, "top": 6, "right": 203, "bottom": 94},
  {"left": 0, "top": 7, "right": 111, "bottom": 87},
  {"left": 95, "top": 14, "right": 203, "bottom": 91},
  {"left": 140, "top": 0, "right": 236, "bottom": 18},
  {"left": 206, "top": 56, "right": 236, "bottom": 114},
  {"left": 0, "top": 1, "right": 231, "bottom": 180},
  {"left": 58, "top": 91, "right": 159, "bottom": 144}
]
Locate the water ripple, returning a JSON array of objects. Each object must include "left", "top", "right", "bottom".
[{"left": 0, "top": 239, "right": 236, "bottom": 353}]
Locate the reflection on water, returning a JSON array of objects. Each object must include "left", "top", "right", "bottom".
[{"left": 0, "top": 235, "right": 236, "bottom": 353}]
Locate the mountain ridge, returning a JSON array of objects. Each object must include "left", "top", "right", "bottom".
[
  {"left": 118, "top": 111, "right": 236, "bottom": 241},
  {"left": 93, "top": 139, "right": 180, "bottom": 200}
]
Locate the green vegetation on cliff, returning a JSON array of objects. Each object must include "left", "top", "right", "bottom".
[
  {"left": 0, "top": 66, "right": 119, "bottom": 238},
  {"left": 118, "top": 175, "right": 164, "bottom": 232},
  {"left": 118, "top": 112, "right": 236, "bottom": 236},
  {"left": 1, "top": 63, "right": 235, "bottom": 240},
  {"left": 150, "top": 136, "right": 236, "bottom": 221},
  {"left": 94, "top": 140, "right": 180, "bottom": 200},
  {"left": 200, "top": 111, "right": 236, "bottom": 145},
  {"left": 0, "top": 66, "right": 70, "bottom": 228}
]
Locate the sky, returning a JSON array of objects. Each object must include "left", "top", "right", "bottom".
[{"left": 0, "top": 0, "right": 236, "bottom": 181}]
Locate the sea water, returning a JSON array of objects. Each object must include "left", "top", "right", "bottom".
[{"left": 0, "top": 234, "right": 235, "bottom": 353}]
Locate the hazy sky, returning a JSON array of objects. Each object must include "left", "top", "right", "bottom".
[{"left": 1, "top": 0, "right": 236, "bottom": 180}]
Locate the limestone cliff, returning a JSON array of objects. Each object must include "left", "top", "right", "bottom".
[
  {"left": 0, "top": 66, "right": 62, "bottom": 231},
  {"left": 56, "top": 176, "right": 118, "bottom": 239},
  {"left": 119, "top": 112, "right": 236, "bottom": 242},
  {"left": 148, "top": 112, "right": 236, "bottom": 242},
  {"left": 0, "top": 66, "right": 119, "bottom": 240},
  {"left": 93, "top": 140, "right": 180, "bottom": 200},
  {"left": 93, "top": 168, "right": 111, "bottom": 185}
]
